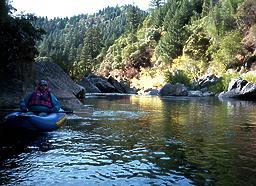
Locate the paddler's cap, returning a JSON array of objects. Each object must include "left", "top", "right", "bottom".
[{"left": 39, "top": 80, "right": 48, "bottom": 86}]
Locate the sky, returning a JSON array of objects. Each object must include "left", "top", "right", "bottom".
[{"left": 11, "top": 0, "right": 151, "bottom": 18}]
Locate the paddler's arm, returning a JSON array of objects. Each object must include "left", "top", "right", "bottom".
[{"left": 50, "top": 93, "right": 61, "bottom": 112}]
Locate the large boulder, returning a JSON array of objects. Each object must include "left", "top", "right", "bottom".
[
  {"left": 86, "top": 74, "right": 116, "bottom": 93},
  {"left": 159, "top": 83, "right": 188, "bottom": 96},
  {"left": 219, "top": 77, "right": 256, "bottom": 99},
  {"left": 119, "top": 81, "right": 137, "bottom": 94},
  {"left": 80, "top": 74, "right": 136, "bottom": 94},
  {"left": 108, "top": 76, "right": 126, "bottom": 93},
  {"left": 227, "top": 77, "right": 247, "bottom": 91},
  {"left": 196, "top": 74, "right": 220, "bottom": 90},
  {"left": 78, "top": 77, "right": 101, "bottom": 93},
  {"left": 32, "top": 61, "right": 84, "bottom": 109}
]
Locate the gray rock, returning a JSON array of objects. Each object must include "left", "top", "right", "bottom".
[
  {"left": 79, "top": 77, "right": 101, "bottom": 93},
  {"left": 0, "top": 60, "right": 85, "bottom": 112},
  {"left": 188, "top": 91, "right": 203, "bottom": 97},
  {"left": 0, "top": 61, "right": 33, "bottom": 108},
  {"left": 159, "top": 83, "right": 188, "bottom": 96},
  {"left": 219, "top": 78, "right": 256, "bottom": 100},
  {"left": 147, "top": 89, "right": 159, "bottom": 95},
  {"left": 188, "top": 90, "right": 215, "bottom": 97},
  {"left": 120, "top": 82, "right": 137, "bottom": 94},
  {"left": 227, "top": 77, "right": 248, "bottom": 91},
  {"left": 32, "top": 61, "right": 84, "bottom": 109},
  {"left": 240, "top": 82, "right": 256, "bottom": 96},
  {"left": 75, "top": 84, "right": 85, "bottom": 99},
  {"left": 139, "top": 88, "right": 159, "bottom": 95},
  {"left": 86, "top": 74, "right": 116, "bottom": 93},
  {"left": 108, "top": 76, "right": 126, "bottom": 93},
  {"left": 196, "top": 74, "right": 220, "bottom": 90},
  {"left": 202, "top": 91, "right": 215, "bottom": 97}
]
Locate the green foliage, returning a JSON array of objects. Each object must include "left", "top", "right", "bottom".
[
  {"left": 122, "top": 43, "right": 138, "bottom": 62},
  {"left": 149, "top": 0, "right": 166, "bottom": 28},
  {"left": 202, "top": 0, "right": 213, "bottom": 17},
  {"left": 70, "top": 27, "right": 103, "bottom": 79},
  {"left": 242, "top": 72, "right": 256, "bottom": 83},
  {"left": 171, "top": 56, "right": 207, "bottom": 83},
  {"left": 34, "top": 5, "right": 147, "bottom": 79},
  {"left": 30, "top": 0, "right": 254, "bottom": 90},
  {"left": 126, "top": 5, "right": 145, "bottom": 33},
  {"left": 211, "top": 30, "right": 243, "bottom": 69},
  {"left": 203, "top": 0, "right": 242, "bottom": 41},
  {"left": 155, "top": 0, "right": 201, "bottom": 63},
  {"left": 209, "top": 72, "right": 240, "bottom": 92},
  {"left": 236, "top": 0, "right": 256, "bottom": 29},
  {"left": 0, "top": 1, "right": 45, "bottom": 65},
  {"left": 150, "top": 0, "right": 165, "bottom": 9},
  {"left": 156, "top": 24, "right": 188, "bottom": 63},
  {"left": 183, "top": 30, "right": 210, "bottom": 61},
  {"left": 165, "top": 70, "right": 191, "bottom": 87},
  {"left": 100, "top": 25, "right": 154, "bottom": 79}
]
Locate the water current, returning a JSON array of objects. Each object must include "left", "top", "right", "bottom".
[{"left": 1, "top": 95, "right": 256, "bottom": 185}]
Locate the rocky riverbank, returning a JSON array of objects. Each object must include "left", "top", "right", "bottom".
[{"left": 1, "top": 60, "right": 256, "bottom": 114}]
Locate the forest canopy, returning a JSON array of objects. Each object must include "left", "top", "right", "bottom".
[{"left": 3, "top": 0, "right": 256, "bottom": 92}]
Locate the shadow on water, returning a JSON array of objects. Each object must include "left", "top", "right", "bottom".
[
  {"left": 0, "top": 121, "right": 54, "bottom": 184},
  {"left": 0, "top": 129, "right": 53, "bottom": 158},
  {"left": 0, "top": 110, "right": 55, "bottom": 159}
]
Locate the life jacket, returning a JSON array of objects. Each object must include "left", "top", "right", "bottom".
[{"left": 28, "top": 88, "right": 53, "bottom": 108}]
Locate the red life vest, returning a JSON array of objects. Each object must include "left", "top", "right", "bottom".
[{"left": 29, "top": 88, "right": 53, "bottom": 108}]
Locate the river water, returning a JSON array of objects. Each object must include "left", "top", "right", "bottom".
[{"left": 1, "top": 95, "right": 256, "bottom": 185}]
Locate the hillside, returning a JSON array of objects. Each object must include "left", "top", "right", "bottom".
[
  {"left": 33, "top": 5, "right": 147, "bottom": 80},
  {"left": 35, "top": 0, "right": 256, "bottom": 92}
]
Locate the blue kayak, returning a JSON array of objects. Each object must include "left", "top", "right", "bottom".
[{"left": 4, "top": 112, "right": 67, "bottom": 132}]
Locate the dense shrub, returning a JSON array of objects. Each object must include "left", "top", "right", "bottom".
[
  {"left": 241, "top": 71, "right": 256, "bottom": 83},
  {"left": 209, "top": 72, "right": 240, "bottom": 92},
  {"left": 165, "top": 70, "right": 191, "bottom": 87},
  {"left": 171, "top": 56, "right": 207, "bottom": 83},
  {"left": 211, "top": 30, "right": 243, "bottom": 70}
]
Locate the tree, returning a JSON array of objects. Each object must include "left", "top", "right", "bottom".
[
  {"left": 156, "top": 0, "right": 195, "bottom": 63},
  {"left": 202, "top": 0, "right": 213, "bottom": 17},
  {"left": 156, "top": 23, "right": 187, "bottom": 63},
  {"left": 150, "top": 0, "right": 165, "bottom": 9},
  {"left": 72, "top": 26, "right": 103, "bottom": 79},
  {"left": 183, "top": 30, "right": 210, "bottom": 61},
  {"left": 126, "top": 5, "right": 142, "bottom": 33}
]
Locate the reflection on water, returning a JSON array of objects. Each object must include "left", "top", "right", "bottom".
[{"left": 1, "top": 95, "right": 256, "bottom": 185}]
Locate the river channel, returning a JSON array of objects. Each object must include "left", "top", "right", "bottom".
[{"left": 1, "top": 95, "right": 256, "bottom": 185}]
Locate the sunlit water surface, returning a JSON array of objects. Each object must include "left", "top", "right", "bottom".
[{"left": 1, "top": 95, "right": 256, "bottom": 185}]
